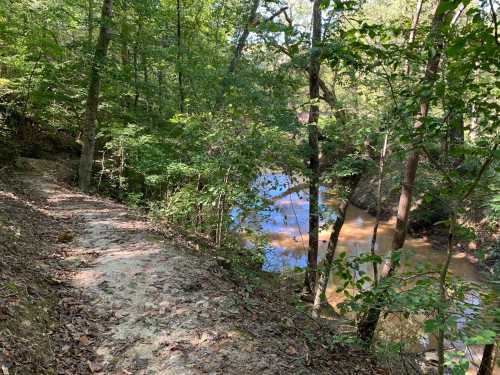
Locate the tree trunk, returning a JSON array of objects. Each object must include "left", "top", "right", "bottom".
[
  {"left": 437, "top": 216, "right": 455, "bottom": 375},
  {"left": 303, "top": 0, "right": 322, "bottom": 296},
  {"left": 227, "top": 0, "right": 259, "bottom": 76},
  {"left": 405, "top": 0, "right": 423, "bottom": 75},
  {"left": 176, "top": 0, "right": 185, "bottom": 112},
  {"left": 273, "top": 44, "right": 346, "bottom": 125},
  {"left": 311, "top": 175, "right": 361, "bottom": 317},
  {"left": 357, "top": 0, "right": 461, "bottom": 345},
  {"left": 369, "top": 132, "right": 389, "bottom": 286},
  {"left": 318, "top": 73, "right": 347, "bottom": 126},
  {"left": 311, "top": 200, "right": 348, "bottom": 317},
  {"left": 448, "top": 107, "right": 465, "bottom": 166},
  {"left": 391, "top": 144, "right": 420, "bottom": 252},
  {"left": 214, "top": 0, "right": 260, "bottom": 110},
  {"left": 88, "top": 0, "right": 94, "bottom": 46},
  {"left": 478, "top": 343, "right": 497, "bottom": 375},
  {"left": 133, "top": 42, "right": 139, "bottom": 107},
  {"left": 78, "top": 0, "right": 113, "bottom": 192},
  {"left": 120, "top": 8, "right": 130, "bottom": 110}
]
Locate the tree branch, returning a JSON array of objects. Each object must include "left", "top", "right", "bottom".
[
  {"left": 265, "top": 6, "right": 288, "bottom": 22},
  {"left": 488, "top": 0, "right": 499, "bottom": 46},
  {"left": 463, "top": 142, "right": 498, "bottom": 200}
]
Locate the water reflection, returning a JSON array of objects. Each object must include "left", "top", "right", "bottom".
[
  {"left": 234, "top": 173, "right": 490, "bottom": 374},
  {"left": 243, "top": 173, "right": 479, "bottom": 282}
]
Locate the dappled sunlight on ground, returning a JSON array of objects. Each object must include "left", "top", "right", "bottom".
[{"left": 12, "top": 163, "right": 381, "bottom": 374}]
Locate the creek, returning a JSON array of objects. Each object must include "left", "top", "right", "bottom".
[{"left": 234, "top": 172, "right": 492, "bottom": 374}]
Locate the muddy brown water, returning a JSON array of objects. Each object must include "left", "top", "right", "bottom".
[{"left": 235, "top": 173, "right": 493, "bottom": 374}]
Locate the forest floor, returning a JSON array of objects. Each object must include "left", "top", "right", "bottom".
[{"left": 0, "top": 158, "right": 388, "bottom": 375}]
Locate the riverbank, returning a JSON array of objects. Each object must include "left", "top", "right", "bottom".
[
  {"left": 0, "top": 158, "right": 387, "bottom": 374},
  {"left": 351, "top": 170, "right": 498, "bottom": 277}
]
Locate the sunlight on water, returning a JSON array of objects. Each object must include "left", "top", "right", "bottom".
[
  {"left": 236, "top": 173, "right": 480, "bottom": 282},
  {"left": 233, "top": 172, "right": 491, "bottom": 374}
]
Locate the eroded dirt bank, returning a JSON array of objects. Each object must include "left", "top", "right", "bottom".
[{"left": 0, "top": 158, "right": 386, "bottom": 375}]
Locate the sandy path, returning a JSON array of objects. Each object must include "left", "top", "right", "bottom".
[
  {"left": 17, "top": 159, "right": 305, "bottom": 375},
  {"left": 8, "top": 158, "right": 387, "bottom": 375}
]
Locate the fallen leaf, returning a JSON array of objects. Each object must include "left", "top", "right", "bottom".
[
  {"left": 286, "top": 345, "right": 297, "bottom": 355},
  {"left": 88, "top": 361, "right": 103, "bottom": 373},
  {"left": 79, "top": 335, "right": 90, "bottom": 346}
]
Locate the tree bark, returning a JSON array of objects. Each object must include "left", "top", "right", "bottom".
[
  {"left": 120, "top": 6, "right": 130, "bottom": 110},
  {"left": 78, "top": 0, "right": 113, "bottom": 192},
  {"left": 311, "top": 200, "right": 348, "bottom": 317},
  {"left": 357, "top": 0, "right": 461, "bottom": 344},
  {"left": 478, "top": 343, "right": 497, "bottom": 375},
  {"left": 133, "top": 39, "right": 139, "bottom": 107},
  {"left": 405, "top": 0, "right": 423, "bottom": 75},
  {"left": 88, "top": 0, "right": 94, "bottom": 46},
  {"left": 448, "top": 108, "right": 465, "bottom": 166},
  {"left": 227, "top": 0, "right": 259, "bottom": 75},
  {"left": 311, "top": 175, "right": 361, "bottom": 317},
  {"left": 303, "top": 0, "right": 322, "bottom": 296},
  {"left": 176, "top": 0, "right": 185, "bottom": 113},
  {"left": 271, "top": 44, "right": 345, "bottom": 125},
  {"left": 369, "top": 132, "right": 389, "bottom": 286},
  {"left": 437, "top": 215, "right": 455, "bottom": 375},
  {"left": 214, "top": 0, "right": 260, "bottom": 110},
  {"left": 319, "top": 72, "right": 347, "bottom": 126}
]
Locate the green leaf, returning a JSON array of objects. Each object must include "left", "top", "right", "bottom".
[
  {"left": 465, "top": 330, "right": 497, "bottom": 345},
  {"left": 436, "top": 0, "right": 461, "bottom": 16},
  {"left": 447, "top": 38, "right": 465, "bottom": 57},
  {"left": 319, "top": 0, "right": 331, "bottom": 9},
  {"left": 423, "top": 319, "right": 441, "bottom": 333}
]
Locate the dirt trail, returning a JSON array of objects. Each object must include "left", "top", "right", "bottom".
[{"left": 3, "top": 158, "right": 385, "bottom": 375}]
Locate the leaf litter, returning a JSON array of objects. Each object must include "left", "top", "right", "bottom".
[{"left": 1, "top": 158, "right": 387, "bottom": 375}]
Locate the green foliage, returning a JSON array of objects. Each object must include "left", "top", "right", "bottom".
[
  {"left": 0, "top": 107, "right": 19, "bottom": 164},
  {"left": 0, "top": 0, "right": 498, "bottom": 371},
  {"left": 444, "top": 351, "right": 470, "bottom": 375}
]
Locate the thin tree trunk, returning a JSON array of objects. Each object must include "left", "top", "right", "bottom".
[
  {"left": 143, "top": 52, "right": 150, "bottom": 112},
  {"left": 448, "top": 108, "right": 465, "bottom": 166},
  {"left": 78, "top": 0, "right": 113, "bottom": 192},
  {"left": 311, "top": 200, "right": 348, "bottom": 317},
  {"left": 214, "top": 0, "right": 224, "bottom": 48},
  {"left": 176, "top": 0, "right": 185, "bottom": 112},
  {"left": 120, "top": 10, "right": 130, "bottom": 110},
  {"left": 133, "top": 42, "right": 139, "bottom": 107},
  {"left": 120, "top": 20, "right": 129, "bottom": 66},
  {"left": 478, "top": 343, "right": 497, "bottom": 375},
  {"left": 311, "top": 175, "right": 362, "bottom": 317},
  {"left": 405, "top": 0, "right": 424, "bottom": 75},
  {"left": 318, "top": 71, "right": 347, "bottom": 126},
  {"left": 437, "top": 215, "right": 455, "bottom": 375},
  {"left": 195, "top": 173, "right": 204, "bottom": 232},
  {"left": 157, "top": 70, "right": 164, "bottom": 107},
  {"left": 303, "top": 0, "right": 322, "bottom": 296},
  {"left": 369, "top": 132, "right": 389, "bottom": 286},
  {"left": 88, "top": 0, "right": 94, "bottom": 46},
  {"left": 215, "top": 169, "right": 230, "bottom": 247},
  {"left": 214, "top": 0, "right": 260, "bottom": 110},
  {"left": 272, "top": 44, "right": 344, "bottom": 124},
  {"left": 463, "top": 143, "right": 498, "bottom": 200},
  {"left": 357, "top": 0, "right": 461, "bottom": 344},
  {"left": 391, "top": 145, "right": 420, "bottom": 252}
]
